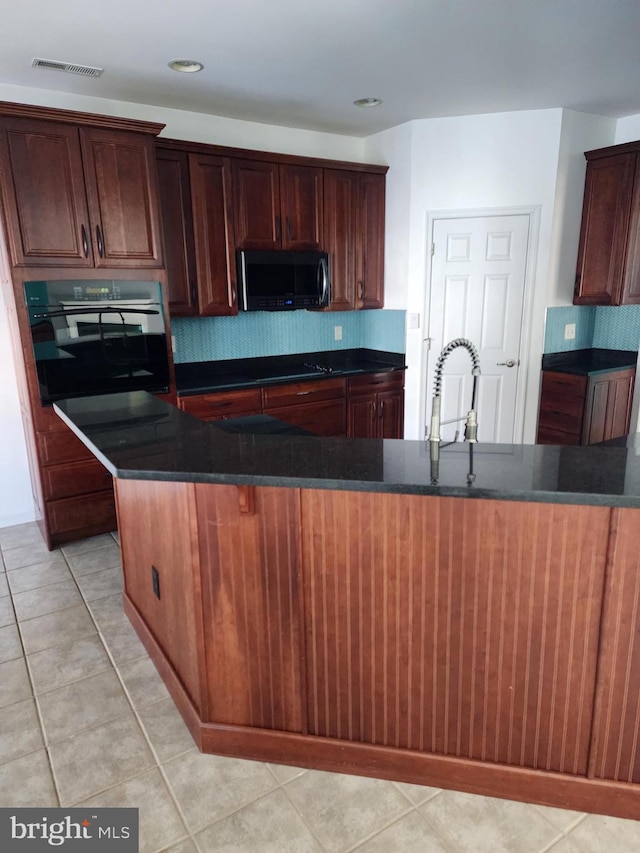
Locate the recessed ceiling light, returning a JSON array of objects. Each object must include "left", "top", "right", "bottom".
[
  {"left": 168, "top": 59, "right": 204, "bottom": 73},
  {"left": 353, "top": 97, "right": 383, "bottom": 108}
]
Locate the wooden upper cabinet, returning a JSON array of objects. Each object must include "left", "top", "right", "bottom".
[
  {"left": 0, "top": 116, "right": 163, "bottom": 269},
  {"left": 0, "top": 118, "right": 93, "bottom": 267},
  {"left": 324, "top": 169, "right": 385, "bottom": 311},
  {"left": 324, "top": 169, "right": 357, "bottom": 311},
  {"left": 233, "top": 159, "right": 323, "bottom": 251},
  {"left": 574, "top": 147, "right": 640, "bottom": 305},
  {"left": 80, "top": 128, "right": 163, "bottom": 268},
  {"left": 156, "top": 148, "right": 198, "bottom": 315},
  {"left": 357, "top": 172, "right": 385, "bottom": 309},
  {"left": 188, "top": 153, "right": 237, "bottom": 316},
  {"left": 279, "top": 164, "right": 323, "bottom": 250},
  {"left": 157, "top": 146, "right": 237, "bottom": 317}
]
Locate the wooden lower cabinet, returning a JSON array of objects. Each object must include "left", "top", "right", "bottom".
[
  {"left": 178, "top": 388, "right": 262, "bottom": 422},
  {"left": 116, "top": 479, "right": 640, "bottom": 818},
  {"left": 347, "top": 371, "right": 405, "bottom": 438},
  {"left": 178, "top": 372, "right": 404, "bottom": 438},
  {"left": 537, "top": 367, "right": 635, "bottom": 445}
]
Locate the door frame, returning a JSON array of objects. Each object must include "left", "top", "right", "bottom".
[{"left": 421, "top": 205, "right": 541, "bottom": 444}]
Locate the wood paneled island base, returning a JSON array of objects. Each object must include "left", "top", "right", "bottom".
[{"left": 114, "top": 478, "right": 640, "bottom": 821}]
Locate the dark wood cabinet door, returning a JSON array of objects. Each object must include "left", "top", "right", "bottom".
[
  {"left": 324, "top": 169, "right": 357, "bottom": 311},
  {"left": 280, "top": 164, "right": 323, "bottom": 250},
  {"left": 378, "top": 388, "right": 404, "bottom": 438},
  {"left": 574, "top": 152, "right": 636, "bottom": 305},
  {"left": 357, "top": 172, "right": 385, "bottom": 309},
  {"left": 233, "top": 159, "right": 281, "bottom": 249},
  {"left": 156, "top": 149, "right": 198, "bottom": 315},
  {"left": 80, "top": 128, "right": 163, "bottom": 268},
  {"left": 584, "top": 376, "right": 610, "bottom": 444},
  {"left": 621, "top": 162, "right": 640, "bottom": 304},
  {"left": 347, "top": 395, "right": 376, "bottom": 438},
  {"left": 604, "top": 369, "right": 635, "bottom": 441},
  {"left": 0, "top": 118, "right": 92, "bottom": 267},
  {"left": 584, "top": 368, "right": 635, "bottom": 444},
  {"left": 189, "top": 153, "right": 237, "bottom": 316}
]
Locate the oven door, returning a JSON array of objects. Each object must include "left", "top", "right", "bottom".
[{"left": 29, "top": 300, "right": 170, "bottom": 403}]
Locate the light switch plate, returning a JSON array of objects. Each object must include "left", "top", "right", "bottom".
[
  {"left": 408, "top": 313, "right": 420, "bottom": 330},
  {"left": 334, "top": 325, "right": 343, "bottom": 341},
  {"left": 564, "top": 323, "right": 576, "bottom": 340}
]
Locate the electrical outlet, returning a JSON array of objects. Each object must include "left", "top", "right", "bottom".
[
  {"left": 151, "top": 566, "right": 161, "bottom": 600},
  {"left": 564, "top": 323, "right": 576, "bottom": 340},
  {"left": 334, "top": 325, "right": 343, "bottom": 341}
]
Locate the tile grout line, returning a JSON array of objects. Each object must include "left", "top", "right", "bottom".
[
  {"left": 77, "top": 569, "right": 201, "bottom": 853},
  {"left": 8, "top": 582, "right": 61, "bottom": 807}
]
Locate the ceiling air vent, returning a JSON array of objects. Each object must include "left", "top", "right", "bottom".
[{"left": 32, "top": 58, "right": 104, "bottom": 78}]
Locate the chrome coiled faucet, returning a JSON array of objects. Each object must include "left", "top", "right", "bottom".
[{"left": 429, "top": 338, "right": 481, "bottom": 444}]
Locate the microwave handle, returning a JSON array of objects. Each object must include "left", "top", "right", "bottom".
[
  {"left": 239, "top": 252, "right": 249, "bottom": 311},
  {"left": 319, "top": 257, "right": 329, "bottom": 306}
]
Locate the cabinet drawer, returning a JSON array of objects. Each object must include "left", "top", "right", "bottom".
[
  {"left": 37, "top": 427, "right": 95, "bottom": 465},
  {"left": 42, "top": 459, "right": 113, "bottom": 501},
  {"left": 179, "top": 388, "right": 262, "bottom": 420},
  {"left": 537, "top": 427, "right": 582, "bottom": 446},
  {"left": 262, "top": 377, "right": 345, "bottom": 409},
  {"left": 268, "top": 400, "right": 346, "bottom": 437},
  {"left": 347, "top": 371, "right": 404, "bottom": 396},
  {"left": 541, "top": 371, "right": 587, "bottom": 397},
  {"left": 47, "top": 490, "right": 116, "bottom": 537},
  {"left": 538, "top": 400, "right": 584, "bottom": 436}
]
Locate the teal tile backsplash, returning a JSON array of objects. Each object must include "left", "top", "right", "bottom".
[
  {"left": 544, "top": 306, "right": 595, "bottom": 353},
  {"left": 593, "top": 305, "right": 640, "bottom": 350},
  {"left": 545, "top": 305, "right": 640, "bottom": 353},
  {"left": 172, "top": 309, "right": 406, "bottom": 363}
]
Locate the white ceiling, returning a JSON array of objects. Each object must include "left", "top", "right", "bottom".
[{"left": 4, "top": 0, "right": 640, "bottom": 137}]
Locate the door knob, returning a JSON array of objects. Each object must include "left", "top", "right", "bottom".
[{"left": 497, "top": 359, "right": 517, "bottom": 367}]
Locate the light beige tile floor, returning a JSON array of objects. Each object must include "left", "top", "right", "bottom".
[{"left": 1, "top": 521, "right": 640, "bottom": 852}]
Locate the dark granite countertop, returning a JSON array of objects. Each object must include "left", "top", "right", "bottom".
[
  {"left": 174, "top": 348, "right": 406, "bottom": 395},
  {"left": 54, "top": 391, "right": 640, "bottom": 509},
  {"left": 542, "top": 348, "right": 638, "bottom": 376}
]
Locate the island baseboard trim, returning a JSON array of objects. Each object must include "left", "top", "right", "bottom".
[
  {"left": 123, "top": 593, "right": 640, "bottom": 821},
  {"left": 123, "top": 594, "right": 203, "bottom": 750}
]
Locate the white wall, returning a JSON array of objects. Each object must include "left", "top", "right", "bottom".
[
  {"left": 0, "top": 83, "right": 370, "bottom": 162},
  {"left": 615, "top": 114, "right": 640, "bottom": 144},
  {"left": 0, "top": 284, "right": 35, "bottom": 527},
  {"left": 367, "top": 109, "right": 565, "bottom": 442},
  {"left": 546, "top": 111, "right": 616, "bottom": 307}
]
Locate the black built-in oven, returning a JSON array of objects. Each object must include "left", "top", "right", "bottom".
[{"left": 25, "top": 280, "right": 170, "bottom": 404}]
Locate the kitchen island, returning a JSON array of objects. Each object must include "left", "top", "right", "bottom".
[{"left": 55, "top": 391, "right": 640, "bottom": 819}]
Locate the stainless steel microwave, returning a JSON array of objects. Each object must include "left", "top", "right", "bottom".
[{"left": 237, "top": 250, "right": 330, "bottom": 311}]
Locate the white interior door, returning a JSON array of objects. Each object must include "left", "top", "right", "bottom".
[{"left": 425, "top": 214, "right": 530, "bottom": 444}]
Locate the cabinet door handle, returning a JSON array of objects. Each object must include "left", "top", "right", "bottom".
[
  {"left": 286, "top": 217, "right": 292, "bottom": 242},
  {"left": 358, "top": 280, "right": 364, "bottom": 301},
  {"left": 96, "top": 224, "right": 105, "bottom": 258},
  {"left": 296, "top": 390, "right": 311, "bottom": 396},
  {"left": 372, "top": 400, "right": 377, "bottom": 417},
  {"left": 81, "top": 224, "right": 89, "bottom": 258},
  {"left": 275, "top": 217, "right": 282, "bottom": 243},
  {"left": 190, "top": 281, "right": 198, "bottom": 307},
  {"left": 379, "top": 399, "right": 385, "bottom": 418}
]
